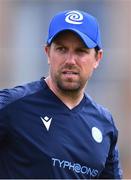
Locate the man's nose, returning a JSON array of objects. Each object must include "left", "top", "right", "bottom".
[{"left": 65, "top": 52, "right": 77, "bottom": 64}]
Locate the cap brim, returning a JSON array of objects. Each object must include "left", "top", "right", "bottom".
[{"left": 47, "top": 28, "right": 97, "bottom": 49}]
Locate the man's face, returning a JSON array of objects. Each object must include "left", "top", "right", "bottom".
[{"left": 45, "top": 31, "right": 102, "bottom": 92}]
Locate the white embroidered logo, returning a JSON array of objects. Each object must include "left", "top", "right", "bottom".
[
  {"left": 65, "top": 11, "right": 83, "bottom": 24},
  {"left": 41, "top": 116, "right": 52, "bottom": 131},
  {"left": 91, "top": 127, "right": 103, "bottom": 143}
]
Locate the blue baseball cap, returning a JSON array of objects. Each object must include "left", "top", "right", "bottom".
[{"left": 47, "top": 10, "right": 102, "bottom": 50}]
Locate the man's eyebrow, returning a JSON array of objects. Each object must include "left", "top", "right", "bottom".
[
  {"left": 53, "top": 41, "right": 89, "bottom": 49},
  {"left": 76, "top": 46, "right": 90, "bottom": 50}
]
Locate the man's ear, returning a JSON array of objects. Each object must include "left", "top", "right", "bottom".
[
  {"left": 94, "top": 49, "right": 103, "bottom": 69},
  {"left": 44, "top": 45, "right": 50, "bottom": 64}
]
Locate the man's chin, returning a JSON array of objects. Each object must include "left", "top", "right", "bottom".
[{"left": 57, "top": 82, "right": 81, "bottom": 92}]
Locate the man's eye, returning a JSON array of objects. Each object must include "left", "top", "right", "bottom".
[
  {"left": 77, "top": 49, "right": 89, "bottom": 54},
  {"left": 56, "top": 47, "right": 66, "bottom": 52},
  {"left": 78, "top": 50, "right": 85, "bottom": 53}
]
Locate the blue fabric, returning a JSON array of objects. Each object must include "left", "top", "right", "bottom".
[
  {"left": 0, "top": 78, "right": 122, "bottom": 179},
  {"left": 47, "top": 10, "right": 102, "bottom": 49}
]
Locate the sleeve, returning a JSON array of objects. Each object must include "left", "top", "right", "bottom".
[
  {"left": 0, "top": 90, "right": 10, "bottom": 142},
  {"left": 0, "top": 84, "right": 34, "bottom": 142},
  {"left": 0, "top": 109, "right": 8, "bottom": 142},
  {"left": 99, "top": 120, "right": 123, "bottom": 179}
]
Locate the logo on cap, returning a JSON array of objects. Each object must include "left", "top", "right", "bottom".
[{"left": 65, "top": 10, "right": 83, "bottom": 25}]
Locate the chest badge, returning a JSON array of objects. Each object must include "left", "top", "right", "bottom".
[
  {"left": 91, "top": 127, "right": 103, "bottom": 143},
  {"left": 40, "top": 116, "right": 52, "bottom": 131}
]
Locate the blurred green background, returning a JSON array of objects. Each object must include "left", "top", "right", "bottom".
[{"left": 0, "top": 0, "right": 130, "bottom": 178}]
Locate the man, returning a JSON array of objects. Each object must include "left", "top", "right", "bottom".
[{"left": 0, "top": 10, "right": 122, "bottom": 179}]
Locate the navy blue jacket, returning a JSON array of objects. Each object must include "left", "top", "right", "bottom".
[{"left": 0, "top": 78, "right": 122, "bottom": 179}]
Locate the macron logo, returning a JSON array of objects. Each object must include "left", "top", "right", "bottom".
[{"left": 40, "top": 116, "right": 52, "bottom": 131}]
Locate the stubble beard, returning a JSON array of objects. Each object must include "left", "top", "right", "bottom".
[{"left": 54, "top": 73, "right": 87, "bottom": 95}]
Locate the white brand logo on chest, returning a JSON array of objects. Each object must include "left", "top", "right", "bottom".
[{"left": 40, "top": 116, "right": 52, "bottom": 131}]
